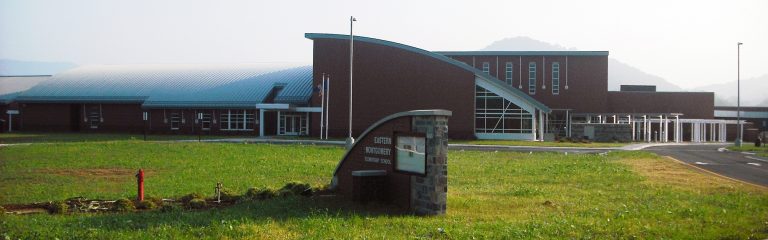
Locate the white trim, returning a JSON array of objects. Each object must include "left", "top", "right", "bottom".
[
  {"left": 294, "top": 107, "right": 322, "bottom": 112},
  {"left": 255, "top": 103, "right": 290, "bottom": 109}
]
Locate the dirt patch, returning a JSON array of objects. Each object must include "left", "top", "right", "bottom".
[{"left": 35, "top": 168, "right": 156, "bottom": 178}]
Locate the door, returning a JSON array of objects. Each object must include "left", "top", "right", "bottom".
[
  {"left": 285, "top": 115, "right": 299, "bottom": 135},
  {"left": 278, "top": 113, "right": 307, "bottom": 136}
]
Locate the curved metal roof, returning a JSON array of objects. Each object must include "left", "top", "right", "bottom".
[
  {"left": 305, "top": 33, "right": 551, "bottom": 113},
  {"left": 15, "top": 64, "right": 312, "bottom": 108},
  {"left": 143, "top": 66, "right": 312, "bottom": 108}
]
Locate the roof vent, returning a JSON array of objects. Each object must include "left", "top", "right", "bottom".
[{"left": 263, "top": 84, "right": 286, "bottom": 103}]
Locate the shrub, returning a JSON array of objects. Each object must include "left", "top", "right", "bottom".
[
  {"left": 219, "top": 188, "right": 240, "bottom": 202},
  {"left": 160, "top": 204, "right": 181, "bottom": 213},
  {"left": 180, "top": 193, "right": 205, "bottom": 203},
  {"left": 280, "top": 182, "right": 312, "bottom": 197},
  {"left": 277, "top": 188, "right": 295, "bottom": 197},
  {"left": 244, "top": 187, "right": 276, "bottom": 200},
  {"left": 136, "top": 200, "right": 157, "bottom": 210},
  {"left": 188, "top": 198, "right": 207, "bottom": 209},
  {"left": 112, "top": 198, "right": 136, "bottom": 212},
  {"left": 145, "top": 196, "right": 164, "bottom": 207},
  {"left": 48, "top": 201, "right": 68, "bottom": 214}
]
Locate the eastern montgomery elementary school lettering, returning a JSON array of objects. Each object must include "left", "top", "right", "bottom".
[{"left": 0, "top": 33, "right": 765, "bottom": 142}]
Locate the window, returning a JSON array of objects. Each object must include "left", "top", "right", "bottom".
[
  {"left": 528, "top": 62, "right": 537, "bottom": 94},
  {"left": 200, "top": 113, "right": 212, "bottom": 130},
  {"left": 220, "top": 109, "right": 255, "bottom": 131},
  {"left": 552, "top": 62, "right": 560, "bottom": 95},
  {"left": 475, "top": 85, "right": 533, "bottom": 134},
  {"left": 482, "top": 62, "right": 490, "bottom": 74},
  {"left": 170, "top": 112, "right": 182, "bottom": 130},
  {"left": 86, "top": 105, "right": 101, "bottom": 129},
  {"left": 505, "top": 62, "right": 513, "bottom": 85}
]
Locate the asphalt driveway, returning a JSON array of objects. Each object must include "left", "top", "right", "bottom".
[{"left": 646, "top": 144, "right": 768, "bottom": 187}]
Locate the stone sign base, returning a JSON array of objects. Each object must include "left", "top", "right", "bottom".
[{"left": 330, "top": 110, "right": 451, "bottom": 215}]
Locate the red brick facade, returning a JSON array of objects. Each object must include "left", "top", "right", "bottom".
[
  {"left": 446, "top": 55, "right": 609, "bottom": 113},
  {"left": 310, "top": 38, "right": 476, "bottom": 139},
  {"left": 18, "top": 103, "right": 268, "bottom": 136}
]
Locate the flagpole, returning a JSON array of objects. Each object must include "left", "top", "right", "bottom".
[
  {"left": 326, "top": 75, "right": 330, "bottom": 140},
  {"left": 320, "top": 73, "right": 326, "bottom": 140}
]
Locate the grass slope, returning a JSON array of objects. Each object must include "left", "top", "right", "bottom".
[{"left": 1, "top": 142, "right": 766, "bottom": 239}]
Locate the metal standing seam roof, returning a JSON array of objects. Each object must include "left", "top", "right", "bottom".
[
  {"left": 305, "top": 33, "right": 551, "bottom": 113},
  {"left": 15, "top": 64, "right": 313, "bottom": 108},
  {"left": 143, "top": 66, "right": 313, "bottom": 108}
]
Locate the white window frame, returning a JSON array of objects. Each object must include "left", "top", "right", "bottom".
[
  {"left": 86, "top": 105, "right": 101, "bottom": 129},
  {"left": 200, "top": 112, "right": 212, "bottom": 130},
  {"left": 528, "top": 62, "right": 537, "bottom": 95},
  {"left": 505, "top": 62, "right": 513, "bottom": 85},
  {"left": 482, "top": 62, "right": 490, "bottom": 74},
  {"left": 170, "top": 112, "right": 181, "bottom": 130},
  {"left": 220, "top": 109, "right": 255, "bottom": 131},
  {"left": 552, "top": 62, "right": 560, "bottom": 95}
]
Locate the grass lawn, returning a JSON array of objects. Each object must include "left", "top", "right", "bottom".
[
  {"left": 451, "top": 139, "right": 629, "bottom": 148},
  {"left": 0, "top": 132, "right": 343, "bottom": 145},
  {"left": 1, "top": 142, "right": 767, "bottom": 239},
  {"left": 728, "top": 144, "right": 768, "bottom": 157}
]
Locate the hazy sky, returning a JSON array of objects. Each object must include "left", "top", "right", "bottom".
[{"left": 1, "top": 0, "right": 766, "bottom": 89}]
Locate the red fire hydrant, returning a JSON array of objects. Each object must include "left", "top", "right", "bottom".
[{"left": 136, "top": 169, "right": 144, "bottom": 201}]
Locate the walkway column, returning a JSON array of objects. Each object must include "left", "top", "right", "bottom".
[
  {"left": 663, "top": 116, "right": 668, "bottom": 142},
  {"left": 532, "top": 110, "right": 538, "bottom": 141},
  {"left": 538, "top": 110, "right": 544, "bottom": 141},
  {"left": 259, "top": 109, "right": 266, "bottom": 137},
  {"left": 567, "top": 111, "right": 572, "bottom": 137},
  {"left": 630, "top": 115, "right": 635, "bottom": 141},
  {"left": 690, "top": 123, "right": 695, "bottom": 142}
]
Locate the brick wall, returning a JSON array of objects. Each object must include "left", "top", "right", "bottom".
[{"left": 310, "top": 38, "right": 476, "bottom": 139}]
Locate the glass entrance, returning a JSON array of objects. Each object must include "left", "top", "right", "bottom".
[{"left": 278, "top": 112, "right": 308, "bottom": 136}]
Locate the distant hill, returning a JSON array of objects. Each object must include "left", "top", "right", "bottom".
[
  {"left": 694, "top": 74, "right": 768, "bottom": 107},
  {"left": 0, "top": 59, "right": 77, "bottom": 76},
  {"left": 480, "top": 37, "right": 683, "bottom": 91}
]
